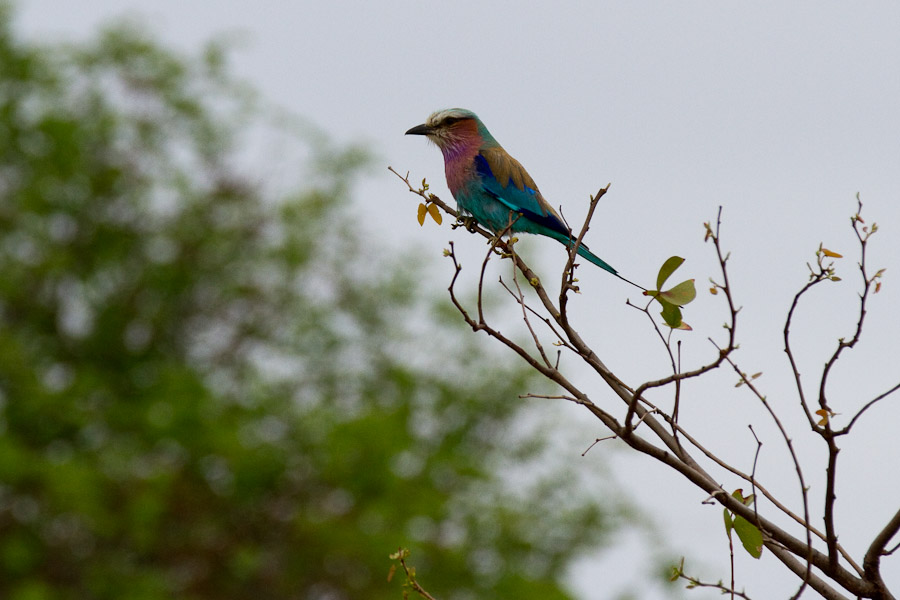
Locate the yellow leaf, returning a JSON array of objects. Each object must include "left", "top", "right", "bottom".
[
  {"left": 427, "top": 203, "right": 442, "bottom": 225},
  {"left": 876, "top": 282, "right": 882, "bottom": 293},
  {"left": 709, "top": 287, "right": 718, "bottom": 295},
  {"left": 822, "top": 248, "right": 843, "bottom": 258},
  {"left": 417, "top": 203, "right": 427, "bottom": 226}
]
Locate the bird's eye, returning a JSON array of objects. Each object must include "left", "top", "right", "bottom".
[{"left": 442, "top": 117, "right": 461, "bottom": 126}]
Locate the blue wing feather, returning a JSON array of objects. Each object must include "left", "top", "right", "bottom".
[
  {"left": 473, "top": 154, "right": 569, "bottom": 236},
  {"left": 469, "top": 151, "right": 621, "bottom": 277}
]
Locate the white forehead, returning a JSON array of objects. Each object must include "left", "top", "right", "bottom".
[{"left": 426, "top": 108, "right": 477, "bottom": 126}]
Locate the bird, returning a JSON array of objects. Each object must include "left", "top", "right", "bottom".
[{"left": 405, "top": 108, "right": 643, "bottom": 290}]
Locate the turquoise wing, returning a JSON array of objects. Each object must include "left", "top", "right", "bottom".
[{"left": 474, "top": 149, "right": 569, "bottom": 236}]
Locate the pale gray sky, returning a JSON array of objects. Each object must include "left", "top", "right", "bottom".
[{"left": 17, "top": 2, "right": 900, "bottom": 598}]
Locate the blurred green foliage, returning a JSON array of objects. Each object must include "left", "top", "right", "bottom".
[{"left": 0, "top": 6, "right": 620, "bottom": 599}]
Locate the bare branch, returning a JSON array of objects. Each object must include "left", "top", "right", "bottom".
[
  {"left": 558, "top": 186, "right": 607, "bottom": 336},
  {"left": 863, "top": 507, "right": 900, "bottom": 599},
  {"left": 581, "top": 435, "right": 618, "bottom": 456},
  {"left": 837, "top": 380, "right": 900, "bottom": 435},
  {"left": 503, "top": 261, "right": 554, "bottom": 368},
  {"left": 391, "top": 171, "right": 894, "bottom": 598},
  {"left": 766, "top": 544, "right": 851, "bottom": 600},
  {"left": 783, "top": 275, "right": 829, "bottom": 429},
  {"left": 719, "top": 346, "right": 816, "bottom": 583}
]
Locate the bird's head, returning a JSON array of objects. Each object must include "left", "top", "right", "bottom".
[{"left": 406, "top": 108, "right": 495, "bottom": 156}]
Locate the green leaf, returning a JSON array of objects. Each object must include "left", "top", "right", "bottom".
[
  {"left": 660, "top": 300, "right": 683, "bottom": 328},
  {"left": 731, "top": 489, "right": 754, "bottom": 505},
  {"left": 723, "top": 509, "right": 734, "bottom": 538},
  {"left": 725, "top": 490, "right": 763, "bottom": 558},
  {"left": 656, "top": 256, "right": 685, "bottom": 290},
  {"left": 659, "top": 279, "right": 697, "bottom": 306},
  {"left": 733, "top": 515, "right": 764, "bottom": 558}
]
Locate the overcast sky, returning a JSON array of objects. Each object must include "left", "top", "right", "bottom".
[{"left": 17, "top": 2, "right": 900, "bottom": 598}]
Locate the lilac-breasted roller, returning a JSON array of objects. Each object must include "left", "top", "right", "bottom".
[{"left": 406, "top": 108, "right": 642, "bottom": 289}]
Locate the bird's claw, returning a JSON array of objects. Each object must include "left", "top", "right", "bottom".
[{"left": 452, "top": 216, "right": 479, "bottom": 232}]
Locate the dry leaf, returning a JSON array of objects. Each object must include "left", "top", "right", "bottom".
[
  {"left": 427, "top": 203, "right": 442, "bottom": 225},
  {"left": 417, "top": 203, "right": 427, "bottom": 226}
]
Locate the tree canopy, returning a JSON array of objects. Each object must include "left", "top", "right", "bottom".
[{"left": 0, "top": 7, "right": 624, "bottom": 600}]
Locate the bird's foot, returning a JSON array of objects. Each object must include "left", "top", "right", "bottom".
[
  {"left": 488, "top": 234, "right": 517, "bottom": 245},
  {"left": 495, "top": 236, "right": 520, "bottom": 259},
  {"left": 452, "top": 216, "right": 479, "bottom": 232}
]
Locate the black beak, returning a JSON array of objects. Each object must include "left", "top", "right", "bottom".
[{"left": 405, "top": 123, "right": 433, "bottom": 136}]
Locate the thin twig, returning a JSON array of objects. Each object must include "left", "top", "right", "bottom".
[
  {"left": 717, "top": 342, "right": 815, "bottom": 592},
  {"left": 505, "top": 258, "right": 554, "bottom": 367},
  {"left": 623, "top": 209, "right": 739, "bottom": 437},
  {"left": 393, "top": 548, "right": 440, "bottom": 600},
  {"left": 672, "top": 558, "right": 754, "bottom": 600},
  {"left": 837, "top": 380, "right": 900, "bottom": 436}
]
